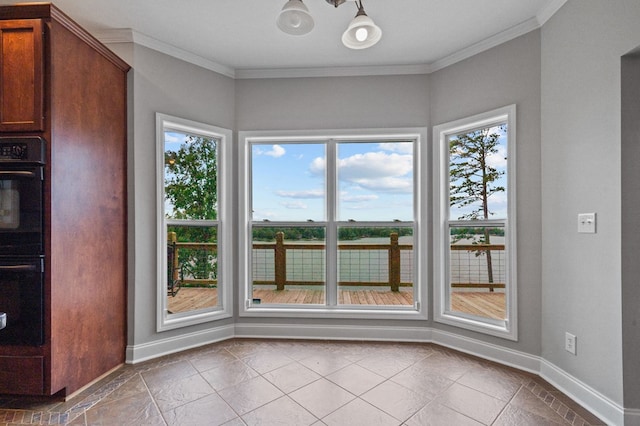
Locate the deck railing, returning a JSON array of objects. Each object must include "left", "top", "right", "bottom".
[
  {"left": 168, "top": 231, "right": 506, "bottom": 292},
  {"left": 450, "top": 244, "right": 506, "bottom": 292},
  {"left": 253, "top": 232, "right": 413, "bottom": 291}
]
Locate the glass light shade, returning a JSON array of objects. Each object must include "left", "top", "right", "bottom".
[
  {"left": 341, "top": 13, "right": 382, "bottom": 49},
  {"left": 277, "top": 0, "right": 314, "bottom": 36}
]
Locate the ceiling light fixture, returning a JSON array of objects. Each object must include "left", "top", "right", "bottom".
[
  {"left": 277, "top": 0, "right": 382, "bottom": 49},
  {"left": 341, "top": 0, "right": 382, "bottom": 49},
  {"left": 277, "top": 0, "right": 315, "bottom": 36}
]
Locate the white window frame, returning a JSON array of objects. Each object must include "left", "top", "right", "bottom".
[
  {"left": 238, "top": 128, "right": 428, "bottom": 320},
  {"left": 156, "top": 113, "right": 233, "bottom": 331},
  {"left": 433, "top": 105, "right": 517, "bottom": 340}
]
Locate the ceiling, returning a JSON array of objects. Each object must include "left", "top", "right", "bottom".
[{"left": 2, "top": 0, "right": 565, "bottom": 78}]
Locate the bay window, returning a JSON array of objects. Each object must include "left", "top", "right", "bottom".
[{"left": 433, "top": 105, "right": 517, "bottom": 339}]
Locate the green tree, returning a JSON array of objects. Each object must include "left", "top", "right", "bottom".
[
  {"left": 449, "top": 126, "right": 506, "bottom": 285},
  {"left": 165, "top": 135, "right": 218, "bottom": 282}
]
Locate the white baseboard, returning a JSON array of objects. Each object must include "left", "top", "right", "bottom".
[
  {"left": 234, "top": 322, "right": 433, "bottom": 342},
  {"left": 126, "top": 324, "right": 234, "bottom": 364},
  {"left": 430, "top": 328, "right": 541, "bottom": 374},
  {"left": 540, "top": 359, "right": 624, "bottom": 426},
  {"left": 126, "top": 322, "right": 625, "bottom": 424}
]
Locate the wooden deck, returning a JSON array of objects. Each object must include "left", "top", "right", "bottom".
[
  {"left": 168, "top": 287, "right": 505, "bottom": 320},
  {"left": 168, "top": 287, "right": 218, "bottom": 313},
  {"left": 451, "top": 292, "right": 505, "bottom": 320}
]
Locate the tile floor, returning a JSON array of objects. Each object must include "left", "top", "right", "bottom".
[{"left": 0, "top": 339, "right": 604, "bottom": 425}]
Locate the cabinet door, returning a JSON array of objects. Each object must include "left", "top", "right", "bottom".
[
  {"left": 0, "top": 355, "right": 44, "bottom": 394},
  {"left": 0, "top": 19, "right": 44, "bottom": 132}
]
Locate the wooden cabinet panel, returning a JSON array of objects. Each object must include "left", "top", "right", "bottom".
[
  {"left": 0, "top": 355, "right": 43, "bottom": 394},
  {"left": 0, "top": 4, "right": 128, "bottom": 397},
  {"left": 0, "top": 19, "right": 43, "bottom": 132}
]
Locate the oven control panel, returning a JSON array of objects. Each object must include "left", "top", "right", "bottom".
[
  {"left": 0, "top": 143, "right": 28, "bottom": 160},
  {"left": 0, "top": 137, "right": 45, "bottom": 164}
]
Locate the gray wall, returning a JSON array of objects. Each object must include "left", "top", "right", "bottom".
[
  {"left": 111, "top": 43, "right": 236, "bottom": 347},
  {"left": 235, "top": 74, "right": 430, "bottom": 131},
  {"left": 429, "top": 30, "right": 542, "bottom": 356},
  {"left": 541, "top": 0, "right": 640, "bottom": 406}
]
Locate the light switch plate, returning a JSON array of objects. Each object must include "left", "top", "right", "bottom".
[
  {"left": 578, "top": 213, "right": 596, "bottom": 233},
  {"left": 565, "top": 332, "right": 577, "bottom": 355}
]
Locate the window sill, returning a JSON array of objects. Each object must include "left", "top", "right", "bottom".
[
  {"left": 435, "top": 311, "right": 517, "bottom": 341},
  {"left": 239, "top": 305, "right": 428, "bottom": 321},
  {"left": 158, "top": 309, "right": 233, "bottom": 332}
]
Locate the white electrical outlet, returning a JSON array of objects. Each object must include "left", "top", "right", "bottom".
[
  {"left": 565, "top": 332, "right": 577, "bottom": 355},
  {"left": 578, "top": 213, "right": 596, "bottom": 233}
]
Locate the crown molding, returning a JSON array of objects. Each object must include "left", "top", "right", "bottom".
[
  {"left": 537, "top": 0, "right": 568, "bottom": 26},
  {"left": 93, "top": 28, "right": 236, "bottom": 79},
  {"left": 94, "top": 0, "right": 567, "bottom": 80},
  {"left": 235, "top": 63, "right": 432, "bottom": 79},
  {"left": 429, "top": 16, "right": 540, "bottom": 74}
]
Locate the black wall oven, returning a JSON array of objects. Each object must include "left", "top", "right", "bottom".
[
  {"left": 0, "top": 137, "right": 45, "bottom": 346},
  {"left": 0, "top": 257, "right": 44, "bottom": 345}
]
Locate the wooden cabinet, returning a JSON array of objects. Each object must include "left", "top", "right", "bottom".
[
  {"left": 0, "top": 19, "right": 44, "bottom": 132},
  {"left": 0, "top": 4, "right": 129, "bottom": 396},
  {"left": 0, "top": 355, "right": 44, "bottom": 394}
]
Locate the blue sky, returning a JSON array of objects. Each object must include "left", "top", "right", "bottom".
[
  {"left": 164, "top": 131, "right": 184, "bottom": 151},
  {"left": 251, "top": 141, "right": 414, "bottom": 222},
  {"left": 164, "top": 129, "right": 508, "bottom": 223}
]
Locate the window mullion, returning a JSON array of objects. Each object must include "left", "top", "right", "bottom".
[{"left": 326, "top": 139, "right": 338, "bottom": 307}]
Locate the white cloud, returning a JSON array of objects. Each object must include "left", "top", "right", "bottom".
[
  {"left": 341, "top": 152, "right": 413, "bottom": 193},
  {"left": 339, "top": 152, "right": 412, "bottom": 179},
  {"left": 281, "top": 201, "right": 307, "bottom": 209},
  {"left": 341, "top": 194, "right": 378, "bottom": 203},
  {"left": 255, "top": 144, "right": 286, "bottom": 158},
  {"left": 253, "top": 209, "right": 279, "bottom": 220},
  {"left": 353, "top": 176, "right": 413, "bottom": 193},
  {"left": 309, "top": 157, "right": 325, "bottom": 174},
  {"left": 164, "top": 132, "right": 186, "bottom": 145},
  {"left": 309, "top": 151, "right": 413, "bottom": 193},
  {"left": 487, "top": 190, "right": 508, "bottom": 210},
  {"left": 487, "top": 145, "right": 507, "bottom": 169},
  {"left": 276, "top": 189, "right": 325, "bottom": 199},
  {"left": 378, "top": 142, "right": 413, "bottom": 154}
]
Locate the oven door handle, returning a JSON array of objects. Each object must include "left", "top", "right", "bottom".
[
  {"left": 0, "top": 170, "right": 36, "bottom": 178},
  {"left": 0, "top": 264, "right": 37, "bottom": 271}
]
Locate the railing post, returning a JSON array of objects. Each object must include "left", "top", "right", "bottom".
[
  {"left": 168, "top": 231, "right": 179, "bottom": 283},
  {"left": 275, "top": 232, "right": 286, "bottom": 291},
  {"left": 389, "top": 233, "right": 400, "bottom": 292}
]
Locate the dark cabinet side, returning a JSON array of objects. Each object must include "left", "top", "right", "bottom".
[{"left": 0, "top": 19, "right": 44, "bottom": 132}]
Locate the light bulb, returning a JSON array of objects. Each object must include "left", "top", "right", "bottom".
[
  {"left": 289, "top": 14, "right": 302, "bottom": 28},
  {"left": 355, "top": 27, "right": 368, "bottom": 42}
]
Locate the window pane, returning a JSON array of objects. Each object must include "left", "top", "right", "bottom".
[
  {"left": 251, "top": 226, "right": 326, "bottom": 305},
  {"left": 167, "top": 224, "right": 219, "bottom": 313},
  {"left": 338, "top": 226, "right": 414, "bottom": 307},
  {"left": 337, "top": 142, "right": 413, "bottom": 222},
  {"left": 164, "top": 132, "right": 218, "bottom": 221},
  {"left": 252, "top": 143, "right": 325, "bottom": 222},
  {"left": 448, "top": 125, "right": 507, "bottom": 220},
  {"left": 449, "top": 226, "right": 506, "bottom": 320}
]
